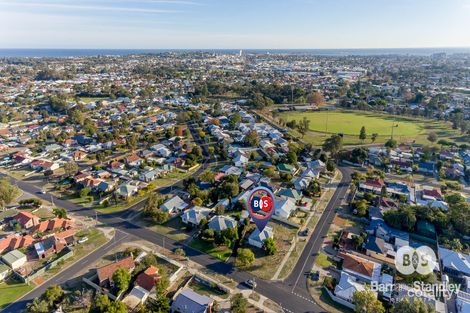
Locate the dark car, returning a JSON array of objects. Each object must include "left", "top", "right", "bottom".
[{"left": 244, "top": 279, "right": 257, "bottom": 289}]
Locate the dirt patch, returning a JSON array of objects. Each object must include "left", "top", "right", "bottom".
[{"left": 333, "top": 215, "right": 347, "bottom": 227}]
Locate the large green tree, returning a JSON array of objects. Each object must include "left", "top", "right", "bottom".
[{"left": 352, "top": 290, "right": 385, "bottom": 313}]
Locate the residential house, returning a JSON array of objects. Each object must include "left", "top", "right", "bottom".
[
  {"left": 71, "top": 150, "right": 88, "bottom": 161},
  {"left": 31, "top": 218, "right": 73, "bottom": 234},
  {"left": 181, "top": 206, "right": 212, "bottom": 226},
  {"left": 126, "top": 154, "right": 144, "bottom": 167},
  {"left": 274, "top": 199, "right": 296, "bottom": 219},
  {"left": 11, "top": 211, "right": 40, "bottom": 229},
  {"left": 160, "top": 196, "right": 188, "bottom": 214},
  {"left": 0, "top": 235, "right": 34, "bottom": 254},
  {"left": 171, "top": 287, "right": 215, "bottom": 313},
  {"left": 338, "top": 252, "right": 381, "bottom": 283},
  {"left": 438, "top": 247, "right": 470, "bottom": 278},
  {"left": 248, "top": 226, "right": 274, "bottom": 249},
  {"left": 96, "top": 256, "right": 135, "bottom": 288},
  {"left": 207, "top": 215, "right": 238, "bottom": 232},
  {"left": 115, "top": 183, "right": 138, "bottom": 199},
  {"left": 359, "top": 178, "right": 385, "bottom": 195},
  {"left": 233, "top": 154, "right": 249, "bottom": 168},
  {"left": 139, "top": 169, "right": 160, "bottom": 182},
  {"left": 135, "top": 265, "right": 160, "bottom": 292},
  {"left": 334, "top": 271, "right": 367, "bottom": 303},
  {"left": 418, "top": 162, "right": 435, "bottom": 175},
  {"left": 34, "top": 236, "right": 67, "bottom": 259},
  {"left": 292, "top": 176, "right": 312, "bottom": 191},
  {"left": 277, "top": 188, "right": 302, "bottom": 203}
]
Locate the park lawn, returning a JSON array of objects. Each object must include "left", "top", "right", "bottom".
[
  {"left": 281, "top": 110, "right": 463, "bottom": 146},
  {"left": 189, "top": 238, "right": 232, "bottom": 261},
  {"left": 0, "top": 279, "right": 35, "bottom": 309}
]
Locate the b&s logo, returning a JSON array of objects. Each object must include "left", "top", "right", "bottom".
[{"left": 395, "top": 246, "right": 437, "bottom": 275}]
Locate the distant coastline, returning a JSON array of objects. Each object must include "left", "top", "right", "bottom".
[{"left": 1, "top": 47, "right": 470, "bottom": 58}]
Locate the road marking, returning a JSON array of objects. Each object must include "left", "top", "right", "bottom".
[{"left": 291, "top": 181, "right": 346, "bottom": 292}]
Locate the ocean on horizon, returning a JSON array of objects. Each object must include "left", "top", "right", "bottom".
[{"left": 1, "top": 48, "right": 470, "bottom": 58}]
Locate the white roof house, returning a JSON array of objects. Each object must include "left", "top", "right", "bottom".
[
  {"left": 181, "top": 206, "right": 212, "bottom": 226},
  {"left": 207, "top": 215, "right": 238, "bottom": 232},
  {"left": 334, "top": 271, "right": 367, "bottom": 302},
  {"left": 274, "top": 199, "right": 296, "bottom": 219},
  {"left": 233, "top": 154, "right": 249, "bottom": 168},
  {"left": 248, "top": 226, "right": 274, "bottom": 249},
  {"left": 160, "top": 195, "right": 188, "bottom": 214}
]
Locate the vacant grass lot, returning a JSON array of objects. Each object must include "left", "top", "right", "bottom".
[
  {"left": 189, "top": 238, "right": 233, "bottom": 261},
  {"left": 281, "top": 110, "right": 464, "bottom": 145}
]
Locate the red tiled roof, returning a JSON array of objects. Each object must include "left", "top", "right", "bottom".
[
  {"left": 135, "top": 265, "right": 160, "bottom": 291},
  {"left": 14, "top": 211, "right": 40, "bottom": 228},
  {"left": 339, "top": 252, "right": 376, "bottom": 278},
  {"left": 32, "top": 218, "right": 73, "bottom": 233},
  {"left": 96, "top": 256, "right": 135, "bottom": 284},
  {"left": 423, "top": 188, "right": 442, "bottom": 200},
  {"left": 0, "top": 235, "right": 34, "bottom": 254}
]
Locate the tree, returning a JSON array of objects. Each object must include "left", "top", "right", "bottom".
[
  {"left": 230, "top": 293, "right": 248, "bottom": 313},
  {"left": 52, "top": 207, "right": 67, "bottom": 219},
  {"left": 0, "top": 178, "right": 20, "bottom": 210},
  {"left": 90, "top": 294, "right": 127, "bottom": 313},
  {"left": 64, "top": 161, "right": 79, "bottom": 177},
  {"left": 307, "top": 91, "right": 325, "bottom": 105},
  {"left": 371, "top": 133, "right": 378, "bottom": 143},
  {"left": 263, "top": 237, "right": 277, "bottom": 255},
  {"left": 427, "top": 132, "right": 438, "bottom": 143},
  {"left": 80, "top": 187, "right": 91, "bottom": 199},
  {"left": 393, "top": 298, "right": 435, "bottom": 313},
  {"left": 352, "top": 290, "right": 385, "bottom": 313},
  {"left": 384, "top": 138, "right": 397, "bottom": 148},
  {"left": 322, "top": 134, "right": 343, "bottom": 156},
  {"left": 383, "top": 206, "right": 417, "bottom": 231},
  {"left": 236, "top": 248, "right": 255, "bottom": 267},
  {"left": 199, "top": 170, "right": 215, "bottom": 183},
  {"left": 43, "top": 285, "right": 64, "bottom": 307},
  {"left": 359, "top": 126, "right": 367, "bottom": 142},
  {"left": 326, "top": 160, "right": 336, "bottom": 172},
  {"left": 112, "top": 268, "right": 131, "bottom": 293},
  {"left": 353, "top": 200, "right": 368, "bottom": 217},
  {"left": 155, "top": 268, "right": 170, "bottom": 294},
  {"left": 306, "top": 180, "right": 322, "bottom": 197},
  {"left": 286, "top": 150, "right": 298, "bottom": 164},
  {"left": 244, "top": 130, "right": 259, "bottom": 147}
]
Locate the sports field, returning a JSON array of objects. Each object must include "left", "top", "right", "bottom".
[{"left": 280, "top": 110, "right": 463, "bottom": 146}]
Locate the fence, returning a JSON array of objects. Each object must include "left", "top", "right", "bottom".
[
  {"left": 324, "top": 287, "right": 356, "bottom": 310},
  {"left": 23, "top": 248, "right": 74, "bottom": 283}
]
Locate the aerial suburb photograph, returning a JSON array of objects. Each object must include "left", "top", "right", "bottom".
[{"left": 0, "top": 1, "right": 469, "bottom": 313}]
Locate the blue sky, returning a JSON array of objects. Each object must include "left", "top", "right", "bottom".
[{"left": 0, "top": 0, "right": 469, "bottom": 49}]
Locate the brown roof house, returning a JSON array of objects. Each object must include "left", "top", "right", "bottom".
[
  {"left": 96, "top": 256, "right": 135, "bottom": 288},
  {"left": 338, "top": 252, "right": 381, "bottom": 283},
  {"left": 11, "top": 211, "right": 40, "bottom": 229}
]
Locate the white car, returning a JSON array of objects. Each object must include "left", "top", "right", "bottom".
[{"left": 78, "top": 237, "right": 89, "bottom": 244}]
